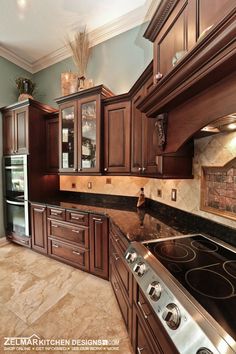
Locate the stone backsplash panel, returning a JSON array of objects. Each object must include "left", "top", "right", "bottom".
[
  {"left": 201, "top": 158, "right": 236, "bottom": 219},
  {"left": 60, "top": 131, "right": 236, "bottom": 230}
]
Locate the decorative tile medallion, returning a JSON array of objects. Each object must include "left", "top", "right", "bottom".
[{"left": 201, "top": 158, "right": 236, "bottom": 220}]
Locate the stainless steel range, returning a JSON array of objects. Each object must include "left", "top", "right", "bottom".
[{"left": 125, "top": 234, "right": 236, "bottom": 354}]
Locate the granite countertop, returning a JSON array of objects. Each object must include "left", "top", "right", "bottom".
[{"left": 31, "top": 197, "right": 187, "bottom": 242}]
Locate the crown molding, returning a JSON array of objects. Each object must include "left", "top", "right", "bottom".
[
  {"left": 0, "top": 45, "right": 33, "bottom": 73},
  {"left": 0, "top": 0, "right": 159, "bottom": 74}
]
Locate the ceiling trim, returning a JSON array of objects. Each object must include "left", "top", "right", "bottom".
[
  {"left": 0, "top": 45, "right": 33, "bottom": 73},
  {"left": 0, "top": 0, "right": 159, "bottom": 74}
]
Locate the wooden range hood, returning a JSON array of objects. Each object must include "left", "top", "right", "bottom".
[{"left": 138, "top": 0, "right": 236, "bottom": 155}]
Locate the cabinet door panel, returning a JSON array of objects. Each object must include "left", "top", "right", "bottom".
[
  {"left": 104, "top": 101, "right": 131, "bottom": 173},
  {"left": 3, "top": 111, "right": 14, "bottom": 155},
  {"left": 78, "top": 95, "right": 101, "bottom": 173},
  {"left": 31, "top": 204, "right": 47, "bottom": 254},
  {"left": 159, "top": 8, "right": 187, "bottom": 75},
  {"left": 59, "top": 101, "right": 77, "bottom": 172},
  {"left": 46, "top": 117, "right": 59, "bottom": 173},
  {"left": 89, "top": 214, "right": 109, "bottom": 279},
  {"left": 198, "top": 0, "right": 235, "bottom": 38},
  {"left": 15, "top": 108, "right": 28, "bottom": 154},
  {"left": 110, "top": 262, "right": 132, "bottom": 337},
  {"left": 143, "top": 117, "right": 158, "bottom": 175}
]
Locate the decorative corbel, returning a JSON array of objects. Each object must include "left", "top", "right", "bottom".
[{"left": 155, "top": 113, "right": 168, "bottom": 151}]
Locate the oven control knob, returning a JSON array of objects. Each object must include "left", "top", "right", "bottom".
[
  {"left": 125, "top": 251, "right": 137, "bottom": 263},
  {"left": 133, "top": 262, "right": 146, "bottom": 277},
  {"left": 196, "top": 349, "right": 213, "bottom": 354},
  {"left": 162, "top": 303, "right": 181, "bottom": 330},
  {"left": 147, "top": 281, "right": 162, "bottom": 301}
]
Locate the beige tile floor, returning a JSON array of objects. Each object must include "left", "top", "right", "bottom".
[{"left": 0, "top": 242, "right": 134, "bottom": 354}]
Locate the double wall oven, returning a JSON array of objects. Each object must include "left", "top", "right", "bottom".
[{"left": 3, "top": 155, "right": 29, "bottom": 238}]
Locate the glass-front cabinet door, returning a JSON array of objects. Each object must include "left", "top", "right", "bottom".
[
  {"left": 78, "top": 95, "right": 100, "bottom": 172},
  {"left": 59, "top": 101, "right": 77, "bottom": 172}
]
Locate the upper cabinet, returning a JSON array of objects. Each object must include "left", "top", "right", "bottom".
[
  {"left": 56, "top": 85, "right": 113, "bottom": 174},
  {"left": 2, "top": 100, "right": 56, "bottom": 157},
  {"left": 45, "top": 112, "right": 59, "bottom": 174},
  {"left": 141, "top": 0, "right": 236, "bottom": 119},
  {"left": 3, "top": 107, "right": 28, "bottom": 155}
]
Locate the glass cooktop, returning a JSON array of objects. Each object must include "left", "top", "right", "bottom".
[{"left": 144, "top": 235, "right": 236, "bottom": 341}]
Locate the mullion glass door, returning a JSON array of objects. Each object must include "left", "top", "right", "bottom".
[{"left": 60, "top": 104, "right": 76, "bottom": 171}]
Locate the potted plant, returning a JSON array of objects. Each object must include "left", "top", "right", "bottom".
[{"left": 15, "top": 77, "right": 36, "bottom": 101}]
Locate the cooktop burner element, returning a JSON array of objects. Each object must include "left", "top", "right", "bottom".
[{"left": 145, "top": 235, "right": 236, "bottom": 343}]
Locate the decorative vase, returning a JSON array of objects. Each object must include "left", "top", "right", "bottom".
[
  {"left": 61, "top": 72, "right": 78, "bottom": 96},
  {"left": 18, "top": 93, "right": 33, "bottom": 102}
]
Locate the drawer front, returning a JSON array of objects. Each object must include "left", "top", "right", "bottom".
[
  {"left": 110, "top": 241, "right": 132, "bottom": 304},
  {"left": 48, "top": 220, "right": 89, "bottom": 248},
  {"left": 110, "top": 262, "right": 132, "bottom": 338},
  {"left": 66, "top": 210, "right": 89, "bottom": 226},
  {"left": 47, "top": 207, "right": 66, "bottom": 221},
  {"left": 48, "top": 238, "right": 89, "bottom": 271}
]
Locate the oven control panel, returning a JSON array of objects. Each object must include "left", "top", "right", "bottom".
[{"left": 124, "top": 244, "right": 228, "bottom": 354}]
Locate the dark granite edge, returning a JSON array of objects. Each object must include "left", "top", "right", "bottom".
[{"left": 30, "top": 191, "right": 236, "bottom": 247}]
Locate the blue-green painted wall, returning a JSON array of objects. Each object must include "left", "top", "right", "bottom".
[{"left": 34, "top": 23, "right": 153, "bottom": 107}]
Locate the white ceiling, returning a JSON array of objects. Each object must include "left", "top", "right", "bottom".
[{"left": 0, "top": 0, "right": 159, "bottom": 73}]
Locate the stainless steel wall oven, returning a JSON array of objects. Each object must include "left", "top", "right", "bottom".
[{"left": 3, "top": 155, "right": 29, "bottom": 237}]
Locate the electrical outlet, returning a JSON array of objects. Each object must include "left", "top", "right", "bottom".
[
  {"left": 157, "top": 189, "right": 162, "bottom": 197},
  {"left": 71, "top": 183, "right": 76, "bottom": 189},
  {"left": 87, "top": 182, "right": 92, "bottom": 189},
  {"left": 171, "top": 189, "right": 177, "bottom": 201},
  {"left": 106, "top": 178, "right": 112, "bottom": 184}
]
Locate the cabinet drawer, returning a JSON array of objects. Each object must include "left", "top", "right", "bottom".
[
  {"left": 48, "top": 238, "right": 89, "bottom": 271},
  {"left": 110, "top": 241, "right": 132, "bottom": 304},
  {"left": 47, "top": 207, "right": 66, "bottom": 221},
  {"left": 110, "top": 262, "right": 132, "bottom": 338},
  {"left": 47, "top": 220, "right": 89, "bottom": 248},
  {"left": 66, "top": 210, "right": 89, "bottom": 226}
]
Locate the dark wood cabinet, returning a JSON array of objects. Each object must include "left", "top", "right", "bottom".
[
  {"left": 104, "top": 100, "right": 131, "bottom": 174},
  {"left": 45, "top": 113, "right": 59, "bottom": 173},
  {"left": 89, "top": 214, "right": 109, "bottom": 280},
  {"left": 3, "top": 107, "right": 28, "bottom": 155},
  {"left": 110, "top": 222, "right": 132, "bottom": 338},
  {"left": 56, "top": 85, "right": 113, "bottom": 174},
  {"left": 31, "top": 203, "right": 47, "bottom": 254}
]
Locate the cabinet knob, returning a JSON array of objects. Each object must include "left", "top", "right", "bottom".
[
  {"left": 155, "top": 72, "right": 163, "bottom": 82},
  {"left": 78, "top": 168, "right": 82, "bottom": 172},
  {"left": 138, "top": 167, "right": 142, "bottom": 172},
  {"left": 142, "top": 167, "right": 146, "bottom": 172},
  {"left": 104, "top": 168, "right": 108, "bottom": 172}
]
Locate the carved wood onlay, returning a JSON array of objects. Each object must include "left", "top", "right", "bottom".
[{"left": 155, "top": 113, "right": 168, "bottom": 151}]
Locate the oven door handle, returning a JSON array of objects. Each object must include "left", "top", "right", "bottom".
[
  {"left": 4, "top": 166, "right": 24, "bottom": 170},
  {"left": 6, "top": 199, "right": 25, "bottom": 206}
]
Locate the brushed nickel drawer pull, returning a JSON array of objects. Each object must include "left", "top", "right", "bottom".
[
  {"left": 52, "top": 243, "right": 59, "bottom": 248},
  {"left": 52, "top": 224, "right": 58, "bottom": 228},
  {"left": 113, "top": 253, "right": 120, "bottom": 261},
  {"left": 138, "top": 301, "right": 149, "bottom": 319},
  {"left": 72, "top": 250, "right": 81, "bottom": 255},
  {"left": 71, "top": 216, "right": 80, "bottom": 220},
  {"left": 93, "top": 217, "right": 102, "bottom": 222},
  {"left": 51, "top": 211, "right": 62, "bottom": 215},
  {"left": 137, "top": 347, "right": 145, "bottom": 354},
  {"left": 72, "top": 229, "right": 80, "bottom": 233},
  {"left": 114, "top": 282, "right": 119, "bottom": 292},
  {"left": 35, "top": 208, "right": 45, "bottom": 212}
]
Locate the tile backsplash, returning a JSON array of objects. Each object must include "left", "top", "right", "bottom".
[{"left": 60, "top": 131, "right": 236, "bottom": 229}]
